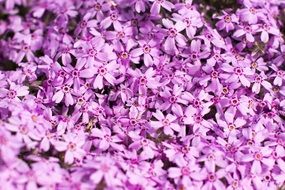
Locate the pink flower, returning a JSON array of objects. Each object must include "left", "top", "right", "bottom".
[
  {"left": 271, "top": 65, "right": 285, "bottom": 86},
  {"left": 172, "top": 11, "right": 203, "bottom": 39},
  {"left": 88, "top": 156, "right": 121, "bottom": 186},
  {"left": 0, "top": 81, "right": 29, "bottom": 102},
  {"left": 257, "top": 24, "right": 280, "bottom": 43},
  {"left": 130, "top": 39, "right": 160, "bottom": 67},
  {"left": 158, "top": 84, "right": 188, "bottom": 111},
  {"left": 233, "top": 24, "right": 258, "bottom": 43},
  {"left": 216, "top": 112, "right": 246, "bottom": 137},
  {"left": 220, "top": 62, "right": 254, "bottom": 87},
  {"left": 241, "top": 147, "right": 275, "bottom": 175},
  {"left": 74, "top": 12, "right": 97, "bottom": 36},
  {"left": 100, "top": 10, "right": 123, "bottom": 30},
  {"left": 91, "top": 127, "right": 123, "bottom": 151},
  {"left": 150, "top": 110, "right": 180, "bottom": 136},
  {"left": 168, "top": 159, "right": 201, "bottom": 188},
  {"left": 53, "top": 133, "right": 86, "bottom": 164},
  {"left": 252, "top": 73, "right": 272, "bottom": 94},
  {"left": 149, "top": 0, "right": 174, "bottom": 16},
  {"left": 129, "top": 132, "right": 157, "bottom": 160},
  {"left": 52, "top": 84, "right": 75, "bottom": 106},
  {"left": 93, "top": 60, "right": 119, "bottom": 89},
  {"left": 162, "top": 18, "right": 186, "bottom": 55},
  {"left": 239, "top": 2, "right": 265, "bottom": 24},
  {"left": 215, "top": 12, "right": 239, "bottom": 32}
]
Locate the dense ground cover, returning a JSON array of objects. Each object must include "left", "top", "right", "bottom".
[{"left": 0, "top": 0, "right": 285, "bottom": 189}]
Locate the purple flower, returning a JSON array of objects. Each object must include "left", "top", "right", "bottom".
[
  {"left": 257, "top": 24, "right": 280, "bottom": 43},
  {"left": 162, "top": 18, "right": 186, "bottom": 54},
  {"left": 251, "top": 73, "right": 272, "bottom": 94},
  {"left": 130, "top": 39, "right": 160, "bottom": 66},
  {"left": 220, "top": 61, "right": 254, "bottom": 87},
  {"left": 215, "top": 11, "right": 239, "bottom": 32},
  {"left": 0, "top": 0, "right": 285, "bottom": 189},
  {"left": 149, "top": 0, "right": 174, "bottom": 16},
  {"left": 241, "top": 146, "right": 275, "bottom": 175},
  {"left": 93, "top": 60, "right": 119, "bottom": 89},
  {"left": 150, "top": 110, "right": 180, "bottom": 135},
  {"left": 91, "top": 126, "right": 123, "bottom": 151},
  {"left": 53, "top": 133, "right": 86, "bottom": 164},
  {"left": 233, "top": 24, "right": 258, "bottom": 43}
]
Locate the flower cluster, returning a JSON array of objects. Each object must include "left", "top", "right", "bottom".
[{"left": 0, "top": 0, "right": 285, "bottom": 189}]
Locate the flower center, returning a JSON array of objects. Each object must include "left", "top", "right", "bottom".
[
  {"left": 277, "top": 139, "right": 283, "bottom": 145},
  {"left": 88, "top": 49, "right": 97, "bottom": 56},
  {"left": 228, "top": 123, "right": 236, "bottom": 131},
  {"left": 194, "top": 114, "right": 202, "bottom": 123},
  {"left": 254, "top": 152, "right": 263, "bottom": 160},
  {"left": 128, "top": 18, "right": 136, "bottom": 26},
  {"left": 8, "top": 90, "right": 16, "bottom": 99},
  {"left": 68, "top": 142, "right": 76, "bottom": 151},
  {"left": 59, "top": 70, "right": 66, "bottom": 77},
  {"left": 31, "top": 115, "right": 37, "bottom": 122},
  {"left": 168, "top": 28, "right": 177, "bottom": 37},
  {"left": 266, "top": 111, "right": 275, "bottom": 118},
  {"left": 254, "top": 75, "right": 262, "bottom": 83},
  {"left": 193, "top": 99, "right": 201, "bottom": 108},
  {"left": 169, "top": 96, "right": 177, "bottom": 103},
  {"left": 208, "top": 173, "right": 217, "bottom": 182},
  {"left": 62, "top": 85, "right": 71, "bottom": 93},
  {"left": 245, "top": 26, "right": 252, "bottom": 33},
  {"left": 224, "top": 15, "right": 232, "bottom": 23},
  {"left": 251, "top": 62, "right": 257, "bottom": 68},
  {"left": 19, "top": 125, "right": 29, "bottom": 135},
  {"left": 272, "top": 151, "right": 278, "bottom": 159},
  {"left": 143, "top": 44, "right": 151, "bottom": 54},
  {"left": 264, "top": 175, "right": 271, "bottom": 181},
  {"left": 211, "top": 71, "right": 219, "bottom": 79},
  {"left": 80, "top": 20, "right": 87, "bottom": 28},
  {"left": 22, "top": 44, "right": 30, "bottom": 51},
  {"left": 162, "top": 119, "right": 170, "bottom": 126},
  {"left": 181, "top": 146, "right": 189, "bottom": 154},
  {"left": 207, "top": 153, "right": 215, "bottom": 160},
  {"left": 139, "top": 76, "right": 147, "bottom": 85},
  {"left": 249, "top": 7, "right": 256, "bottom": 14},
  {"left": 80, "top": 105, "right": 88, "bottom": 112},
  {"left": 181, "top": 167, "right": 190, "bottom": 176},
  {"left": 120, "top": 51, "right": 129, "bottom": 59},
  {"left": 191, "top": 52, "right": 198, "bottom": 60},
  {"left": 99, "top": 67, "right": 107, "bottom": 76},
  {"left": 206, "top": 33, "right": 213, "bottom": 40},
  {"left": 77, "top": 97, "right": 85, "bottom": 105},
  {"left": 94, "top": 3, "right": 102, "bottom": 11},
  {"left": 232, "top": 180, "right": 239, "bottom": 188},
  {"left": 110, "top": 13, "right": 118, "bottom": 21},
  {"left": 141, "top": 139, "right": 149, "bottom": 146},
  {"left": 100, "top": 164, "right": 110, "bottom": 173},
  {"left": 104, "top": 135, "right": 112, "bottom": 142},
  {"left": 130, "top": 119, "right": 137, "bottom": 125},
  {"left": 247, "top": 139, "right": 253, "bottom": 146},
  {"left": 116, "top": 31, "right": 125, "bottom": 39},
  {"left": 213, "top": 53, "right": 221, "bottom": 60},
  {"left": 277, "top": 70, "right": 284, "bottom": 77},
  {"left": 222, "top": 87, "right": 229, "bottom": 95},
  {"left": 72, "top": 70, "right": 79, "bottom": 77},
  {"left": 183, "top": 18, "right": 191, "bottom": 26},
  {"left": 230, "top": 97, "right": 239, "bottom": 106},
  {"left": 234, "top": 67, "right": 243, "bottom": 75}
]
